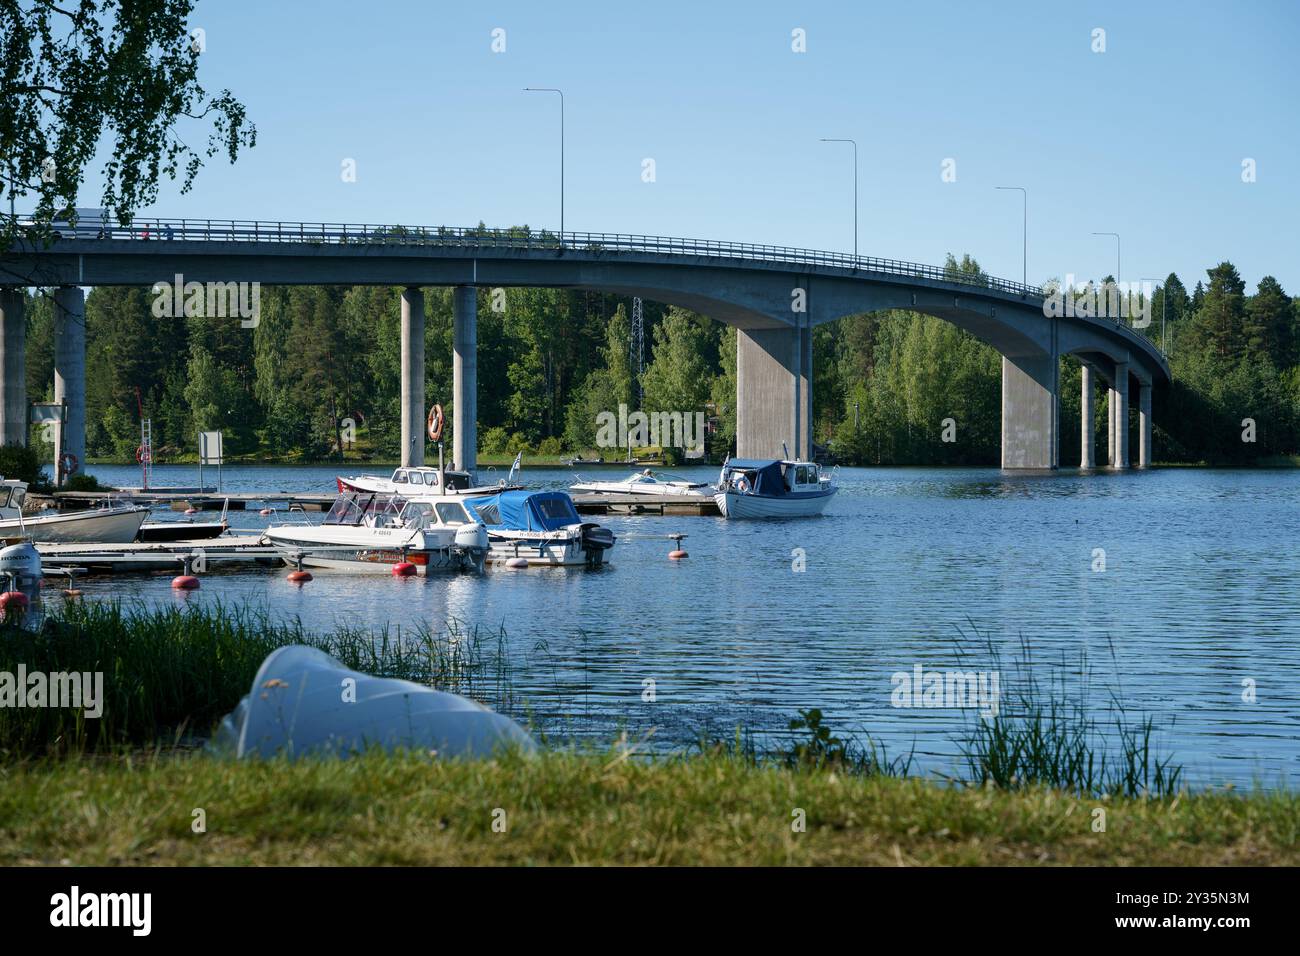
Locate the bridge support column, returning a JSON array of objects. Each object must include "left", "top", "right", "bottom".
[
  {"left": 1080, "top": 363, "right": 1095, "bottom": 469},
  {"left": 54, "top": 287, "right": 86, "bottom": 483},
  {"left": 1112, "top": 362, "right": 1129, "bottom": 469},
  {"left": 400, "top": 287, "right": 425, "bottom": 467},
  {"left": 1000, "top": 354, "right": 1058, "bottom": 469},
  {"left": 1138, "top": 382, "right": 1152, "bottom": 468},
  {"left": 452, "top": 285, "right": 477, "bottom": 477},
  {"left": 0, "top": 290, "right": 25, "bottom": 447},
  {"left": 1107, "top": 388, "right": 1116, "bottom": 466},
  {"left": 736, "top": 325, "right": 812, "bottom": 460}
]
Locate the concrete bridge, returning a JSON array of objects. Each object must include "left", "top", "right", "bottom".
[{"left": 0, "top": 219, "right": 1168, "bottom": 478}]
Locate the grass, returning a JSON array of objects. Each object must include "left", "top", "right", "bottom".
[
  {"left": 0, "top": 602, "right": 512, "bottom": 756},
  {"left": 0, "top": 748, "right": 1295, "bottom": 866}
]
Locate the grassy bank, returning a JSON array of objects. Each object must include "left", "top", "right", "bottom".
[{"left": 2, "top": 749, "right": 1295, "bottom": 866}]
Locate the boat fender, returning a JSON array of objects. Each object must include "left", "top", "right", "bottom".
[
  {"left": 392, "top": 561, "right": 417, "bottom": 577},
  {"left": 0, "top": 591, "right": 29, "bottom": 614},
  {"left": 427, "top": 404, "right": 444, "bottom": 442}
]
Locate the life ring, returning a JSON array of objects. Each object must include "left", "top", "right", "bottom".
[
  {"left": 427, "top": 404, "right": 444, "bottom": 442},
  {"left": 59, "top": 452, "right": 79, "bottom": 476},
  {"left": 135, "top": 445, "right": 151, "bottom": 463}
]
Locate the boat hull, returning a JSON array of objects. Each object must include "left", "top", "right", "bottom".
[
  {"left": 0, "top": 507, "right": 148, "bottom": 543},
  {"left": 714, "top": 488, "right": 836, "bottom": 519},
  {"left": 263, "top": 526, "right": 485, "bottom": 574},
  {"left": 137, "top": 522, "right": 227, "bottom": 542}
]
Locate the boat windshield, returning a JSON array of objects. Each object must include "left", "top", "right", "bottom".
[{"left": 323, "top": 493, "right": 406, "bottom": 526}]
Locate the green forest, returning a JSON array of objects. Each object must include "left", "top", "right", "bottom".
[{"left": 18, "top": 253, "right": 1300, "bottom": 468}]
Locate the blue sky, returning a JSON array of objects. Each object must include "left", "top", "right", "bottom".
[{"left": 107, "top": 0, "right": 1299, "bottom": 291}]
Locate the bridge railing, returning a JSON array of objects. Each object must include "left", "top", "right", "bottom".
[
  {"left": 44, "top": 216, "right": 1047, "bottom": 298},
  {"left": 30, "top": 215, "right": 1166, "bottom": 360}
]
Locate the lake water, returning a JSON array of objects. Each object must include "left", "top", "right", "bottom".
[{"left": 66, "top": 462, "right": 1300, "bottom": 789}]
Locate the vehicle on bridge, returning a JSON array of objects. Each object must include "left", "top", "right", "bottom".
[{"left": 714, "top": 458, "right": 836, "bottom": 519}]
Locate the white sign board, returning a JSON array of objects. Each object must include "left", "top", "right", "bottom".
[
  {"left": 199, "top": 431, "right": 224, "bottom": 465},
  {"left": 29, "top": 403, "right": 65, "bottom": 424}
]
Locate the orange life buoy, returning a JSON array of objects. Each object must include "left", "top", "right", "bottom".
[
  {"left": 135, "top": 445, "right": 150, "bottom": 463},
  {"left": 59, "top": 452, "right": 79, "bottom": 476},
  {"left": 427, "top": 404, "right": 444, "bottom": 442}
]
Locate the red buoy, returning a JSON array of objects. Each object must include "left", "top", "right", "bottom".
[
  {"left": 391, "top": 562, "right": 417, "bottom": 577},
  {"left": 184, "top": 507, "right": 198, "bottom": 515},
  {"left": 669, "top": 549, "right": 688, "bottom": 560},
  {"left": 171, "top": 575, "right": 200, "bottom": 590},
  {"left": 0, "top": 591, "right": 30, "bottom": 613},
  {"left": 259, "top": 508, "right": 274, "bottom": 516},
  {"left": 287, "top": 570, "right": 312, "bottom": 584}
]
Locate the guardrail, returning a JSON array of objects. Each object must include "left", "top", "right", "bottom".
[
  {"left": 28, "top": 217, "right": 1047, "bottom": 297},
  {"left": 19, "top": 216, "right": 1167, "bottom": 360}
]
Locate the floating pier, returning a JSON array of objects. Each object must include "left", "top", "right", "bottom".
[
  {"left": 36, "top": 537, "right": 286, "bottom": 574},
  {"left": 571, "top": 493, "right": 719, "bottom": 516}
]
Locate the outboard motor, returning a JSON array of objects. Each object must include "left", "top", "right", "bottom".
[
  {"left": 0, "top": 540, "right": 41, "bottom": 588},
  {"left": 453, "top": 524, "right": 490, "bottom": 570},
  {"left": 579, "top": 524, "right": 616, "bottom": 566}
]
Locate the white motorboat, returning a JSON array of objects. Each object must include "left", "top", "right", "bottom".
[
  {"left": 262, "top": 492, "right": 488, "bottom": 575},
  {"left": 569, "top": 469, "right": 714, "bottom": 497},
  {"left": 714, "top": 458, "right": 836, "bottom": 519},
  {"left": 462, "top": 490, "right": 616, "bottom": 567},
  {"left": 0, "top": 479, "right": 148, "bottom": 543},
  {"left": 337, "top": 465, "right": 518, "bottom": 497}
]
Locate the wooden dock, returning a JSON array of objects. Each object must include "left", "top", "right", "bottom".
[
  {"left": 36, "top": 536, "right": 286, "bottom": 574},
  {"left": 571, "top": 493, "right": 719, "bottom": 516}
]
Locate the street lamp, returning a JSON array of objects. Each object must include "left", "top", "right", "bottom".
[
  {"left": 995, "top": 186, "right": 1027, "bottom": 286},
  {"left": 820, "top": 138, "right": 858, "bottom": 258},
  {"left": 524, "top": 87, "right": 565, "bottom": 237}
]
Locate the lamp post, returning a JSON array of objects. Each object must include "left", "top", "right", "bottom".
[
  {"left": 995, "top": 186, "right": 1027, "bottom": 286},
  {"left": 524, "top": 87, "right": 565, "bottom": 237},
  {"left": 820, "top": 138, "right": 858, "bottom": 258}
]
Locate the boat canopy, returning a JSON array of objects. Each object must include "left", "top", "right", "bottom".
[
  {"left": 466, "top": 490, "right": 581, "bottom": 531},
  {"left": 721, "top": 459, "right": 786, "bottom": 496}
]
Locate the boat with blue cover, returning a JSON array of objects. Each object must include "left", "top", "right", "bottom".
[
  {"left": 463, "top": 490, "right": 615, "bottom": 566},
  {"left": 714, "top": 458, "right": 836, "bottom": 518}
]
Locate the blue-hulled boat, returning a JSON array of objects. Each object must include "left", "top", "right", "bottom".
[
  {"left": 714, "top": 458, "right": 836, "bottom": 518},
  {"left": 464, "top": 490, "right": 616, "bottom": 566}
]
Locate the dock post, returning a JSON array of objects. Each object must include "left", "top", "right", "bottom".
[
  {"left": 452, "top": 285, "right": 477, "bottom": 477},
  {"left": 54, "top": 287, "right": 86, "bottom": 484},
  {"left": 0, "top": 290, "right": 26, "bottom": 446},
  {"left": 400, "top": 287, "right": 425, "bottom": 467}
]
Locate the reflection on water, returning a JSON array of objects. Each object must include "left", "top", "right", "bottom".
[{"left": 66, "top": 462, "right": 1300, "bottom": 788}]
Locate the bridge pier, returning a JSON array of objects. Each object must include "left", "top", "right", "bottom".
[
  {"left": 400, "top": 287, "right": 425, "bottom": 467},
  {"left": 0, "top": 290, "right": 25, "bottom": 447},
  {"left": 1112, "top": 361, "right": 1129, "bottom": 470},
  {"left": 1107, "top": 387, "right": 1116, "bottom": 466},
  {"left": 1000, "top": 355, "right": 1058, "bottom": 469},
  {"left": 735, "top": 324, "right": 812, "bottom": 460},
  {"left": 1138, "top": 382, "right": 1152, "bottom": 468},
  {"left": 54, "top": 287, "right": 86, "bottom": 483},
  {"left": 1080, "top": 363, "right": 1095, "bottom": 469},
  {"left": 452, "top": 286, "right": 477, "bottom": 477}
]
